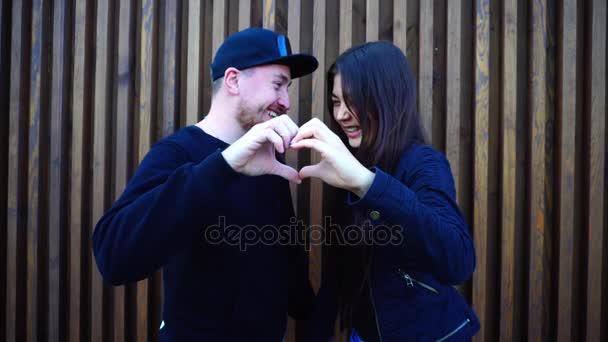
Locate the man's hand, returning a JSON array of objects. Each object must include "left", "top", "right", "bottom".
[{"left": 222, "top": 115, "right": 301, "bottom": 183}]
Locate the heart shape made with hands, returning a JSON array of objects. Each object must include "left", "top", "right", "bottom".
[{"left": 222, "top": 116, "right": 370, "bottom": 193}]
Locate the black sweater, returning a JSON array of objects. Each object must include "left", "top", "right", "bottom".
[{"left": 92, "top": 126, "right": 313, "bottom": 341}]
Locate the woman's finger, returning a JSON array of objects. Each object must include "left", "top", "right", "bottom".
[
  {"left": 298, "top": 164, "right": 323, "bottom": 180},
  {"left": 291, "top": 118, "right": 331, "bottom": 143},
  {"left": 289, "top": 138, "right": 329, "bottom": 155}
]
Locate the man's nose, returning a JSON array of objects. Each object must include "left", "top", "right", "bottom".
[{"left": 277, "top": 89, "right": 290, "bottom": 112}]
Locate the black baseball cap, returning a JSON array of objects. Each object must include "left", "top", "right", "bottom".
[{"left": 211, "top": 27, "right": 319, "bottom": 81}]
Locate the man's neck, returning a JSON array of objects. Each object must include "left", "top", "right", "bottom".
[{"left": 195, "top": 102, "right": 245, "bottom": 144}]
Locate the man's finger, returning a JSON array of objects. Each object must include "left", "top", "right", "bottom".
[
  {"left": 280, "top": 114, "right": 300, "bottom": 138},
  {"left": 261, "top": 128, "right": 285, "bottom": 153}
]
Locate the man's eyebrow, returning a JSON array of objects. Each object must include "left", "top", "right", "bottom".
[{"left": 274, "top": 73, "right": 291, "bottom": 85}]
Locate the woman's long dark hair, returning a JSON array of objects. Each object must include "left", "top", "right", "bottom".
[{"left": 327, "top": 41, "right": 427, "bottom": 332}]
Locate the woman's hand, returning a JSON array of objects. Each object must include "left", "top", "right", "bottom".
[{"left": 290, "top": 118, "right": 375, "bottom": 197}]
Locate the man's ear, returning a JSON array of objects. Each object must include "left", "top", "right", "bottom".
[{"left": 223, "top": 67, "right": 240, "bottom": 95}]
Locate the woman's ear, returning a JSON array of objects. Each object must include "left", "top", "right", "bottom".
[{"left": 223, "top": 67, "right": 240, "bottom": 95}]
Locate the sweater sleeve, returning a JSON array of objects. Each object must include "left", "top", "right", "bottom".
[
  {"left": 92, "top": 141, "right": 240, "bottom": 285},
  {"left": 347, "top": 146, "right": 475, "bottom": 285}
]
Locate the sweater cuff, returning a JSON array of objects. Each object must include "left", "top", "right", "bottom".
[{"left": 193, "top": 150, "right": 241, "bottom": 185}]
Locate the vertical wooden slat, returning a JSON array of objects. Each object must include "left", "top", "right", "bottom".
[
  {"left": 239, "top": 0, "right": 252, "bottom": 30},
  {"left": 431, "top": 0, "right": 445, "bottom": 151},
  {"left": 585, "top": 0, "right": 607, "bottom": 340},
  {"left": 184, "top": 0, "right": 201, "bottom": 125},
  {"left": 285, "top": 6, "right": 300, "bottom": 338},
  {"left": 0, "top": 0, "right": 7, "bottom": 339},
  {"left": 113, "top": 0, "right": 135, "bottom": 340},
  {"left": 48, "top": 0, "right": 68, "bottom": 340},
  {"left": 26, "top": 0, "right": 45, "bottom": 340},
  {"left": 528, "top": 0, "right": 555, "bottom": 340},
  {"left": 212, "top": 0, "right": 227, "bottom": 58},
  {"left": 500, "top": 0, "right": 524, "bottom": 340},
  {"left": 158, "top": 0, "right": 179, "bottom": 136},
  {"left": 263, "top": 0, "right": 275, "bottom": 30},
  {"left": 557, "top": 0, "right": 582, "bottom": 340},
  {"left": 7, "top": 0, "right": 27, "bottom": 340},
  {"left": 446, "top": 0, "right": 475, "bottom": 301},
  {"left": 405, "top": 1, "right": 420, "bottom": 77},
  {"left": 91, "top": 0, "right": 112, "bottom": 340},
  {"left": 393, "top": 0, "right": 407, "bottom": 53},
  {"left": 287, "top": 0, "right": 301, "bottom": 213},
  {"left": 339, "top": 0, "right": 352, "bottom": 52},
  {"left": 201, "top": 0, "right": 213, "bottom": 116},
  {"left": 340, "top": 0, "right": 365, "bottom": 53},
  {"left": 445, "top": 0, "right": 463, "bottom": 213},
  {"left": 365, "top": 0, "right": 378, "bottom": 41},
  {"left": 135, "top": 0, "right": 156, "bottom": 339},
  {"left": 472, "top": 0, "right": 496, "bottom": 340},
  {"left": 69, "top": 0, "right": 88, "bottom": 340},
  {"left": 310, "top": 0, "right": 327, "bottom": 294},
  {"left": 419, "top": 0, "right": 433, "bottom": 142}
]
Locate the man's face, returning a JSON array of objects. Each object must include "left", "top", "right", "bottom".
[{"left": 237, "top": 64, "right": 292, "bottom": 128}]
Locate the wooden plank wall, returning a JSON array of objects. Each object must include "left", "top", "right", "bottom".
[{"left": 1, "top": 0, "right": 606, "bottom": 341}]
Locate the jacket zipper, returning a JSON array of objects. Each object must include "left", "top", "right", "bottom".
[
  {"left": 368, "top": 278, "right": 384, "bottom": 342},
  {"left": 435, "top": 318, "right": 471, "bottom": 341},
  {"left": 396, "top": 268, "right": 439, "bottom": 294}
]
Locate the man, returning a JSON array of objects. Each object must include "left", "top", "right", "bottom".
[{"left": 92, "top": 27, "right": 319, "bottom": 341}]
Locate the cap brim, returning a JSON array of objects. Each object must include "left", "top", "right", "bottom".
[{"left": 265, "top": 54, "right": 319, "bottom": 79}]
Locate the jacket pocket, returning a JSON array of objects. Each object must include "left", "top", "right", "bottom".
[
  {"left": 396, "top": 268, "right": 439, "bottom": 295},
  {"left": 435, "top": 318, "right": 471, "bottom": 341}
]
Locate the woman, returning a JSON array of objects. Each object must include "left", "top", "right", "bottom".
[{"left": 291, "top": 41, "right": 479, "bottom": 341}]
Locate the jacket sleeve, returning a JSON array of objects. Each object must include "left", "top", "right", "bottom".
[
  {"left": 92, "top": 141, "right": 240, "bottom": 285},
  {"left": 347, "top": 145, "right": 476, "bottom": 285}
]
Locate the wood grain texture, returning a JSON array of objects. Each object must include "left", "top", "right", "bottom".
[
  {"left": 239, "top": 0, "right": 252, "bottom": 30},
  {"left": 184, "top": 0, "right": 201, "bottom": 125},
  {"left": 499, "top": 1, "right": 525, "bottom": 340},
  {"left": 113, "top": 0, "right": 136, "bottom": 340},
  {"left": 419, "top": 0, "right": 433, "bottom": 143},
  {"left": 69, "top": 1, "right": 88, "bottom": 340},
  {"left": 557, "top": 0, "right": 582, "bottom": 340},
  {"left": 212, "top": 0, "right": 227, "bottom": 65},
  {"left": 365, "top": 0, "right": 378, "bottom": 41},
  {"left": 91, "top": 0, "right": 112, "bottom": 340},
  {"left": 472, "top": 1, "right": 492, "bottom": 340},
  {"left": 134, "top": 0, "right": 157, "bottom": 340},
  {"left": 585, "top": 0, "right": 607, "bottom": 340},
  {"left": 0, "top": 0, "right": 7, "bottom": 339},
  {"left": 528, "top": 0, "right": 555, "bottom": 340},
  {"left": 48, "top": 0, "right": 68, "bottom": 340},
  {"left": 158, "top": 0, "right": 179, "bottom": 137},
  {"left": 287, "top": 0, "right": 301, "bottom": 213},
  {"left": 7, "top": 1, "right": 27, "bottom": 340},
  {"left": 26, "top": 1, "right": 45, "bottom": 340},
  {"left": 310, "top": 0, "right": 327, "bottom": 294}
]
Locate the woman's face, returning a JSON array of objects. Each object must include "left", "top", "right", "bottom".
[{"left": 331, "top": 74, "right": 362, "bottom": 148}]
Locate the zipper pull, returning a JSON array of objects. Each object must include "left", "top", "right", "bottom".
[
  {"left": 397, "top": 268, "right": 414, "bottom": 287},
  {"left": 404, "top": 274, "right": 414, "bottom": 287}
]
